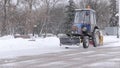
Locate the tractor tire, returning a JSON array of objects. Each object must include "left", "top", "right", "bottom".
[
  {"left": 92, "top": 29, "right": 100, "bottom": 47},
  {"left": 83, "top": 36, "right": 89, "bottom": 48}
]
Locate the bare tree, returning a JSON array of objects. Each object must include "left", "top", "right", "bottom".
[
  {"left": 1, "top": 0, "right": 7, "bottom": 36},
  {"left": 36, "top": 0, "right": 62, "bottom": 37}
]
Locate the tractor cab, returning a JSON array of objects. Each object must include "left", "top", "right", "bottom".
[{"left": 71, "top": 9, "right": 96, "bottom": 36}]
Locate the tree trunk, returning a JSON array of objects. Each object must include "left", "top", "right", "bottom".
[{"left": 1, "top": 0, "right": 7, "bottom": 36}]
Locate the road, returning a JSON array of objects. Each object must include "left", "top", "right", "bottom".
[{"left": 0, "top": 46, "right": 120, "bottom": 68}]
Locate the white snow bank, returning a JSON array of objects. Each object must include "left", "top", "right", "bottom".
[
  {"left": 0, "top": 36, "right": 60, "bottom": 52},
  {"left": 0, "top": 36, "right": 68, "bottom": 59},
  {"left": 102, "top": 36, "right": 120, "bottom": 47},
  {"left": 0, "top": 35, "right": 14, "bottom": 40}
]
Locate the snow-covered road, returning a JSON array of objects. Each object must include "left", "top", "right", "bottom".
[{"left": 0, "top": 44, "right": 120, "bottom": 68}]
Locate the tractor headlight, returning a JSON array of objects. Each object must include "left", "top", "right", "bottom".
[
  {"left": 72, "top": 31, "right": 78, "bottom": 34},
  {"left": 82, "top": 27, "right": 87, "bottom": 32}
]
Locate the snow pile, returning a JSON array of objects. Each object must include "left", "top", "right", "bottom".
[
  {"left": 0, "top": 36, "right": 67, "bottom": 59},
  {"left": 0, "top": 35, "right": 14, "bottom": 40},
  {"left": 0, "top": 36, "right": 59, "bottom": 52},
  {"left": 102, "top": 36, "right": 120, "bottom": 47}
]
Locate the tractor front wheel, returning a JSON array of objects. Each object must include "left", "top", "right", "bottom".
[{"left": 83, "top": 36, "right": 89, "bottom": 48}]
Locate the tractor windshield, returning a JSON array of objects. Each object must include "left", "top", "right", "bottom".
[{"left": 74, "top": 10, "right": 90, "bottom": 24}]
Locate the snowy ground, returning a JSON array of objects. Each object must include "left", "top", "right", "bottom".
[
  {"left": 0, "top": 35, "right": 120, "bottom": 59},
  {"left": 0, "top": 35, "right": 67, "bottom": 59}
]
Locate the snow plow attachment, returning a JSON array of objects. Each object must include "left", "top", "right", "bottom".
[{"left": 60, "top": 37, "right": 80, "bottom": 45}]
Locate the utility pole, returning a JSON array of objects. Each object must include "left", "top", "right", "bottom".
[
  {"left": 116, "top": 0, "right": 120, "bottom": 38},
  {"left": 115, "top": 0, "right": 119, "bottom": 38},
  {"left": 118, "top": 0, "right": 120, "bottom": 38}
]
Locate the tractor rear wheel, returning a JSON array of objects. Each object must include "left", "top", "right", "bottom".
[{"left": 92, "top": 29, "right": 100, "bottom": 47}]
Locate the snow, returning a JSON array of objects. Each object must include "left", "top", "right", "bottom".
[
  {"left": 87, "top": 62, "right": 118, "bottom": 67},
  {"left": 0, "top": 35, "right": 120, "bottom": 59},
  {"left": 0, "top": 35, "right": 68, "bottom": 59},
  {"left": 108, "top": 58, "right": 120, "bottom": 62},
  {"left": 88, "top": 54, "right": 107, "bottom": 57},
  {"left": 39, "top": 61, "right": 65, "bottom": 66},
  {"left": 81, "top": 51, "right": 95, "bottom": 54},
  {"left": 0, "top": 36, "right": 59, "bottom": 52},
  {"left": 102, "top": 36, "right": 120, "bottom": 47}
]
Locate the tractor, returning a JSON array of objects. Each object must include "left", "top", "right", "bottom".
[{"left": 60, "top": 8, "right": 103, "bottom": 48}]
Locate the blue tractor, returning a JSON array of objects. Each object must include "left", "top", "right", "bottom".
[{"left": 60, "top": 9, "right": 103, "bottom": 48}]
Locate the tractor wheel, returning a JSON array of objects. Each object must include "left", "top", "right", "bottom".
[
  {"left": 92, "top": 29, "right": 100, "bottom": 47},
  {"left": 83, "top": 36, "right": 89, "bottom": 48}
]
